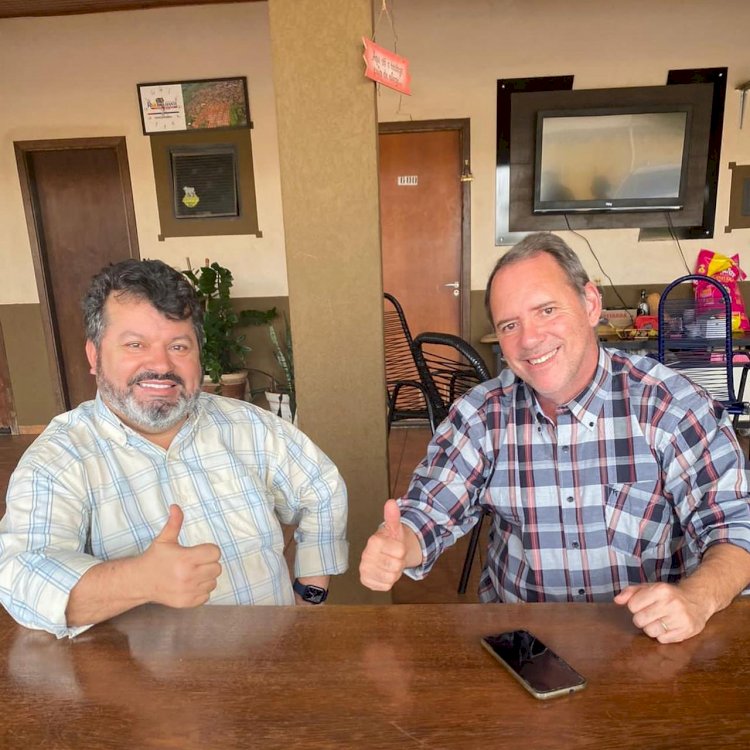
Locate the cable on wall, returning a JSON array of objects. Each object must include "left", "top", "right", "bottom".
[{"left": 563, "top": 215, "right": 634, "bottom": 323}]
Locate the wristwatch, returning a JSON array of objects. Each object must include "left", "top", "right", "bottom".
[{"left": 293, "top": 579, "right": 328, "bottom": 604}]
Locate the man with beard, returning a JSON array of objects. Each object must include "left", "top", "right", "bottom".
[{"left": 0, "top": 259, "right": 348, "bottom": 637}]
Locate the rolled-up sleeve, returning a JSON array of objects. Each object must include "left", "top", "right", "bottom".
[
  {"left": 662, "top": 401, "right": 750, "bottom": 559},
  {"left": 398, "top": 392, "right": 491, "bottom": 580},
  {"left": 0, "top": 459, "right": 99, "bottom": 638},
  {"left": 268, "top": 420, "right": 348, "bottom": 579}
]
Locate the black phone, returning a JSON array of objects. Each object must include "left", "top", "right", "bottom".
[{"left": 481, "top": 629, "right": 587, "bottom": 700}]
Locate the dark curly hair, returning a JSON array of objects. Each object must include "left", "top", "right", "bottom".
[{"left": 82, "top": 259, "right": 204, "bottom": 350}]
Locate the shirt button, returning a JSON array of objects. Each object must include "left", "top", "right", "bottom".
[
  {"left": 572, "top": 541, "right": 579, "bottom": 549},
  {"left": 566, "top": 496, "right": 574, "bottom": 503},
  {"left": 577, "top": 588, "right": 585, "bottom": 596},
  {"left": 562, "top": 446, "right": 569, "bottom": 452}
]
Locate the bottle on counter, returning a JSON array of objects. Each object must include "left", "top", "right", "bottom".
[
  {"left": 647, "top": 292, "right": 661, "bottom": 318},
  {"left": 637, "top": 289, "right": 649, "bottom": 317}
]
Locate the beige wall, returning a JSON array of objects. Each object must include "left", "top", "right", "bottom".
[
  {"left": 0, "top": 2, "right": 287, "bottom": 303},
  {"left": 0, "top": 305, "right": 58, "bottom": 425},
  {"left": 269, "top": 0, "right": 388, "bottom": 602},
  {"left": 3, "top": 1, "right": 750, "bottom": 308},
  {"left": 2, "top": 0, "right": 750, "bottom": 419},
  {"left": 375, "top": 0, "right": 750, "bottom": 290}
]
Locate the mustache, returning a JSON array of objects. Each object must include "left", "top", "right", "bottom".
[{"left": 127, "top": 371, "right": 186, "bottom": 387}]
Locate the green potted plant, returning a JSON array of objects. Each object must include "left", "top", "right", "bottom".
[
  {"left": 248, "top": 313, "right": 296, "bottom": 422},
  {"left": 266, "top": 314, "right": 295, "bottom": 422},
  {"left": 183, "top": 259, "right": 277, "bottom": 399}
]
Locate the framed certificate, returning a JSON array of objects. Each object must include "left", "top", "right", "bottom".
[{"left": 137, "top": 77, "right": 251, "bottom": 134}]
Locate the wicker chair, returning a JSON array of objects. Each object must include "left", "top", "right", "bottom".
[{"left": 383, "top": 293, "right": 433, "bottom": 432}]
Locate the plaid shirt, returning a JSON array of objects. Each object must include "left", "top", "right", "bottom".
[
  {"left": 0, "top": 393, "right": 348, "bottom": 638},
  {"left": 399, "top": 347, "right": 750, "bottom": 603}
]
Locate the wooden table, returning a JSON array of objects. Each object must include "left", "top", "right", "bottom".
[{"left": 1, "top": 601, "right": 748, "bottom": 749}]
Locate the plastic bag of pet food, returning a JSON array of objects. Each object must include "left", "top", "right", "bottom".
[{"left": 694, "top": 249, "right": 749, "bottom": 332}]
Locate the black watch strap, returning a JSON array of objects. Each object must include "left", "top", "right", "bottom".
[{"left": 293, "top": 579, "right": 328, "bottom": 604}]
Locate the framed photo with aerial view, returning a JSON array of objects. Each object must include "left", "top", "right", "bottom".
[{"left": 137, "top": 76, "right": 251, "bottom": 134}]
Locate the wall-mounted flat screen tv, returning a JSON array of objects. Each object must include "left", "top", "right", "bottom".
[{"left": 533, "top": 105, "right": 692, "bottom": 214}]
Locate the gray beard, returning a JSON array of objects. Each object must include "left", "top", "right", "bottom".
[{"left": 96, "top": 366, "right": 201, "bottom": 434}]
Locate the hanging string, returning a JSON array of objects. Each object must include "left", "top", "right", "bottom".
[
  {"left": 373, "top": 0, "right": 398, "bottom": 54},
  {"left": 395, "top": 94, "right": 412, "bottom": 120},
  {"left": 371, "top": 0, "right": 411, "bottom": 118}
]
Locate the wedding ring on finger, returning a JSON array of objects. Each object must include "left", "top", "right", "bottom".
[{"left": 659, "top": 618, "right": 669, "bottom": 633}]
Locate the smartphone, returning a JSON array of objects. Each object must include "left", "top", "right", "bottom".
[{"left": 481, "top": 629, "right": 586, "bottom": 700}]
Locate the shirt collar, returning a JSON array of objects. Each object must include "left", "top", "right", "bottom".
[
  {"left": 524, "top": 347, "right": 610, "bottom": 431},
  {"left": 93, "top": 391, "right": 203, "bottom": 448},
  {"left": 93, "top": 392, "right": 130, "bottom": 446},
  {"left": 563, "top": 347, "right": 611, "bottom": 430}
]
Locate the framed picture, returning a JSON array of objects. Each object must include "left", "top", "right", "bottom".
[{"left": 137, "top": 77, "right": 251, "bottom": 134}]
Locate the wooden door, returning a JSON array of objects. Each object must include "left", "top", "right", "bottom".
[
  {"left": 16, "top": 138, "right": 139, "bottom": 411},
  {"left": 379, "top": 123, "right": 469, "bottom": 340}
]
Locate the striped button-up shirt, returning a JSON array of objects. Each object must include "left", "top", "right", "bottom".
[
  {"left": 0, "top": 393, "right": 348, "bottom": 637},
  {"left": 399, "top": 347, "right": 750, "bottom": 602}
]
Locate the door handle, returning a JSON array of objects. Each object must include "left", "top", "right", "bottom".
[{"left": 443, "top": 281, "right": 460, "bottom": 289}]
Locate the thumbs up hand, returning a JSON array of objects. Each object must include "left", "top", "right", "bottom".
[
  {"left": 359, "top": 500, "right": 422, "bottom": 592},
  {"left": 153, "top": 503, "right": 185, "bottom": 544},
  {"left": 141, "top": 504, "right": 222, "bottom": 608},
  {"left": 382, "top": 499, "right": 405, "bottom": 541}
]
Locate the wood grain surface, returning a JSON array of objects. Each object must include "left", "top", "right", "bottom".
[{"left": 0, "top": 601, "right": 748, "bottom": 749}]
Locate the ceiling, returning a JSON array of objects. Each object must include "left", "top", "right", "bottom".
[{"left": 0, "top": 0, "right": 258, "bottom": 19}]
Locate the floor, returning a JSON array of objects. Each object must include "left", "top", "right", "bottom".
[{"left": 388, "top": 424, "right": 485, "bottom": 604}]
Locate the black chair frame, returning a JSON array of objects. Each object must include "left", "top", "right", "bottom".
[
  {"left": 410, "top": 331, "right": 493, "bottom": 594},
  {"left": 657, "top": 274, "right": 748, "bottom": 420},
  {"left": 411, "top": 331, "right": 492, "bottom": 432}
]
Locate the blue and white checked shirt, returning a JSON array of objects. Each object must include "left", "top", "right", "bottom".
[
  {"left": 399, "top": 347, "right": 750, "bottom": 602},
  {"left": 0, "top": 393, "right": 348, "bottom": 637}
]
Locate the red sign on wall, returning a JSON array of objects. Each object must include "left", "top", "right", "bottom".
[{"left": 362, "top": 38, "right": 411, "bottom": 95}]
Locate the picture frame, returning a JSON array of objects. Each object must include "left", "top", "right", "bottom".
[{"left": 137, "top": 77, "right": 251, "bottom": 135}]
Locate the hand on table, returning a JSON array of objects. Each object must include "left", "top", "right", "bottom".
[
  {"left": 359, "top": 500, "right": 416, "bottom": 592},
  {"left": 614, "top": 582, "right": 712, "bottom": 643},
  {"left": 140, "top": 504, "right": 222, "bottom": 608}
]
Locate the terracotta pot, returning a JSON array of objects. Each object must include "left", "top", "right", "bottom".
[{"left": 201, "top": 371, "right": 248, "bottom": 401}]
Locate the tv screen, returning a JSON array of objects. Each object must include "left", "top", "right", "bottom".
[{"left": 533, "top": 106, "right": 691, "bottom": 214}]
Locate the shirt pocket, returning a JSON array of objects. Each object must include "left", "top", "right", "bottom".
[
  {"left": 179, "top": 474, "right": 284, "bottom": 557},
  {"left": 604, "top": 481, "right": 671, "bottom": 558}
]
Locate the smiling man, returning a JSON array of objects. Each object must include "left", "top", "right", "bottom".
[
  {"left": 0, "top": 259, "right": 347, "bottom": 637},
  {"left": 360, "top": 232, "right": 750, "bottom": 643}
]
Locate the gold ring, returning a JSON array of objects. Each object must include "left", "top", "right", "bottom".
[{"left": 659, "top": 618, "right": 669, "bottom": 632}]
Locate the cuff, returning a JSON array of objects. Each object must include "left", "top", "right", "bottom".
[
  {"left": 398, "top": 514, "right": 435, "bottom": 580},
  {"left": 294, "top": 540, "right": 349, "bottom": 579},
  {"left": 10, "top": 554, "right": 101, "bottom": 639}
]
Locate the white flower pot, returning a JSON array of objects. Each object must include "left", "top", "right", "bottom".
[{"left": 265, "top": 391, "right": 297, "bottom": 424}]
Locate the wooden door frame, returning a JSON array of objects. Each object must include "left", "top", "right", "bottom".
[
  {"left": 14, "top": 136, "right": 140, "bottom": 413},
  {"left": 378, "top": 118, "right": 471, "bottom": 337}
]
